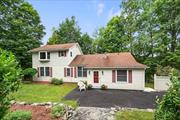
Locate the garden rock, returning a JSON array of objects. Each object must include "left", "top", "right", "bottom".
[{"left": 69, "top": 107, "right": 115, "bottom": 120}]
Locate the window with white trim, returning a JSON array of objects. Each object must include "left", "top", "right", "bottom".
[
  {"left": 58, "top": 51, "right": 66, "bottom": 57},
  {"left": 117, "top": 70, "right": 127, "bottom": 82},
  {"left": 78, "top": 67, "right": 87, "bottom": 77},
  {"left": 40, "top": 67, "right": 50, "bottom": 76},
  {"left": 39, "top": 52, "right": 50, "bottom": 60}
]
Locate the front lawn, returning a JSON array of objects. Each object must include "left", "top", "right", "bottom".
[
  {"left": 116, "top": 110, "right": 154, "bottom": 120},
  {"left": 11, "top": 83, "right": 77, "bottom": 107}
]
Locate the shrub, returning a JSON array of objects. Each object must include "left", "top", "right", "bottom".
[
  {"left": 155, "top": 69, "right": 180, "bottom": 120},
  {"left": 51, "top": 105, "right": 65, "bottom": 118},
  {"left": 3, "top": 110, "right": 32, "bottom": 120},
  {"left": 101, "top": 84, "right": 108, "bottom": 90},
  {"left": 87, "top": 84, "right": 93, "bottom": 90},
  {"left": 0, "top": 49, "right": 22, "bottom": 119},
  {"left": 156, "top": 65, "right": 172, "bottom": 76},
  {"left": 51, "top": 78, "right": 63, "bottom": 85},
  {"left": 23, "top": 68, "right": 37, "bottom": 81}
]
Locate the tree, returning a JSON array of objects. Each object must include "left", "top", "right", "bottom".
[
  {"left": 155, "top": 69, "right": 180, "bottom": 120},
  {"left": 81, "top": 33, "right": 93, "bottom": 54},
  {"left": 48, "top": 16, "right": 93, "bottom": 54},
  {"left": 48, "top": 16, "right": 81, "bottom": 44},
  {"left": 0, "top": 49, "right": 22, "bottom": 119},
  {"left": 0, "top": 0, "right": 45, "bottom": 68}
]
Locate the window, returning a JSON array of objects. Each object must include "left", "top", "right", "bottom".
[
  {"left": 40, "top": 67, "right": 44, "bottom": 76},
  {"left": 83, "top": 68, "right": 87, "bottom": 77},
  {"left": 58, "top": 51, "right": 66, "bottom": 57},
  {"left": 117, "top": 70, "right": 127, "bottom": 82},
  {"left": 78, "top": 67, "right": 87, "bottom": 77},
  {"left": 70, "top": 52, "right": 72, "bottom": 57},
  {"left": 40, "top": 67, "right": 50, "bottom": 76},
  {"left": 67, "top": 68, "right": 71, "bottom": 76},
  {"left": 45, "top": 67, "right": 50, "bottom": 76},
  {"left": 78, "top": 67, "right": 82, "bottom": 77},
  {"left": 39, "top": 52, "right": 50, "bottom": 60}
]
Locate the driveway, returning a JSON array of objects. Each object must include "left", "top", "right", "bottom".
[{"left": 64, "top": 88, "right": 165, "bottom": 109}]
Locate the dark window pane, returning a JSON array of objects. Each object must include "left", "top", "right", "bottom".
[
  {"left": 40, "top": 52, "right": 46, "bottom": 59},
  {"left": 45, "top": 67, "right": 49, "bottom": 76},
  {"left": 78, "top": 67, "right": 82, "bottom": 77},
  {"left": 117, "top": 70, "right": 127, "bottom": 82},
  {"left": 83, "top": 68, "right": 87, "bottom": 77},
  {"left": 67, "top": 68, "right": 70, "bottom": 76},
  {"left": 40, "top": 67, "right": 44, "bottom": 76},
  {"left": 47, "top": 52, "right": 50, "bottom": 59},
  {"left": 70, "top": 52, "right": 72, "bottom": 57}
]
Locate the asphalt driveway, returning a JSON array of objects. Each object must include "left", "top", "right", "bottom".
[{"left": 64, "top": 88, "right": 165, "bottom": 109}]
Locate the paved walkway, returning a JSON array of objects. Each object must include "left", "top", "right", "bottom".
[
  {"left": 64, "top": 88, "right": 165, "bottom": 109},
  {"left": 70, "top": 107, "right": 115, "bottom": 120}
]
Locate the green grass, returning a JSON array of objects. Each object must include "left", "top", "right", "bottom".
[
  {"left": 11, "top": 83, "right": 77, "bottom": 105},
  {"left": 145, "top": 82, "right": 154, "bottom": 89},
  {"left": 116, "top": 110, "right": 154, "bottom": 120}
]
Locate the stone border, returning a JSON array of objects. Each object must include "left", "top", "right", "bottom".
[{"left": 10, "top": 100, "right": 75, "bottom": 120}]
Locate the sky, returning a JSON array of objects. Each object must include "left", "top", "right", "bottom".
[{"left": 27, "top": 0, "right": 121, "bottom": 44}]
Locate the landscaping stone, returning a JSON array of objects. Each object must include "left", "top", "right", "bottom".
[{"left": 69, "top": 107, "right": 115, "bottom": 120}]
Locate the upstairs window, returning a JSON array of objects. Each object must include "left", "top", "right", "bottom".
[
  {"left": 78, "top": 67, "right": 87, "bottom": 77},
  {"left": 117, "top": 70, "right": 127, "bottom": 82},
  {"left": 70, "top": 52, "right": 72, "bottom": 57},
  {"left": 59, "top": 51, "right": 66, "bottom": 57},
  {"left": 39, "top": 52, "right": 50, "bottom": 60}
]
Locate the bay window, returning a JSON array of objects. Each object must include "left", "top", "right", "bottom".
[{"left": 39, "top": 51, "right": 50, "bottom": 60}]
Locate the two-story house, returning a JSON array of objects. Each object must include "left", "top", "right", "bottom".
[{"left": 31, "top": 43, "right": 147, "bottom": 90}]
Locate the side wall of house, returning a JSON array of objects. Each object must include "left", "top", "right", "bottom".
[{"left": 32, "top": 44, "right": 82, "bottom": 82}]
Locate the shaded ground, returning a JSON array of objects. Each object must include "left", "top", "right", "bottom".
[
  {"left": 11, "top": 104, "right": 61, "bottom": 120},
  {"left": 64, "top": 88, "right": 165, "bottom": 109}
]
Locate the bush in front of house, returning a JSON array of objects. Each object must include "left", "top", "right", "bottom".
[
  {"left": 3, "top": 110, "right": 32, "bottom": 120},
  {"left": 155, "top": 69, "right": 180, "bottom": 120},
  {"left": 51, "top": 78, "right": 63, "bottom": 85},
  {"left": 101, "top": 84, "right": 108, "bottom": 90},
  {"left": 0, "top": 49, "right": 22, "bottom": 119},
  {"left": 23, "top": 68, "right": 37, "bottom": 81},
  {"left": 87, "top": 84, "right": 93, "bottom": 90},
  {"left": 51, "top": 105, "right": 65, "bottom": 118}
]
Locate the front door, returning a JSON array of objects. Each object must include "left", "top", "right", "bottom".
[{"left": 94, "top": 71, "right": 99, "bottom": 83}]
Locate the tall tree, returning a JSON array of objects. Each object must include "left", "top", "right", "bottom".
[
  {"left": 48, "top": 16, "right": 81, "bottom": 44},
  {"left": 48, "top": 16, "right": 93, "bottom": 54},
  {"left": 0, "top": 0, "right": 45, "bottom": 68}
]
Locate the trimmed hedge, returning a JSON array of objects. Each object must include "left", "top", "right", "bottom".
[{"left": 51, "top": 78, "right": 63, "bottom": 85}]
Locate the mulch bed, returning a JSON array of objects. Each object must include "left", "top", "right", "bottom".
[{"left": 11, "top": 104, "right": 62, "bottom": 120}]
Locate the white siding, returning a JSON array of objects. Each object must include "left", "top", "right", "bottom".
[
  {"left": 32, "top": 44, "right": 82, "bottom": 82},
  {"left": 74, "top": 69, "right": 145, "bottom": 90}
]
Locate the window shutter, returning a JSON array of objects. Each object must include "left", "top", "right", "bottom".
[
  {"left": 128, "top": 70, "right": 132, "bottom": 83},
  {"left": 37, "top": 67, "right": 40, "bottom": 77},
  {"left": 64, "top": 67, "right": 66, "bottom": 77},
  {"left": 71, "top": 68, "right": 73, "bottom": 77},
  {"left": 74, "top": 67, "right": 77, "bottom": 78},
  {"left": 112, "top": 70, "right": 116, "bottom": 83},
  {"left": 64, "top": 51, "right": 66, "bottom": 57},
  {"left": 49, "top": 67, "right": 52, "bottom": 77}
]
